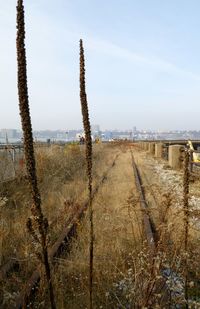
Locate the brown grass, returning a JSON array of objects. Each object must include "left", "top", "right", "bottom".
[
  {"left": 133, "top": 146, "right": 200, "bottom": 307},
  {"left": 46, "top": 149, "right": 145, "bottom": 308},
  {"left": 0, "top": 144, "right": 117, "bottom": 307},
  {"left": 1, "top": 143, "right": 200, "bottom": 307}
]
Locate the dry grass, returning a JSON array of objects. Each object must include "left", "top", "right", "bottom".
[
  {"left": 134, "top": 147, "right": 200, "bottom": 307},
  {"left": 38, "top": 145, "right": 200, "bottom": 308},
  {"left": 0, "top": 144, "right": 118, "bottom": 307},
  {"left": 44, "top": 149, "right": 145, "bottom": 308},
  {"left": 1, "top": 144, "right": 200, "bottom": 307}
]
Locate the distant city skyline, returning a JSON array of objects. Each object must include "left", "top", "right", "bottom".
[
  {"left": 1, "top": 1, "right": 200, "bottom": 131},
  {"left": 1, "top": 126, "right": 200, "bottom": 143},
  {"left": 2, "top": 126, "right": 200, "bottom": 134}
]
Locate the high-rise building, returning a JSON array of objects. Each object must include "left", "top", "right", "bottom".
[
  {"left": 91, "top": 124, "right": 100, "bottom": 135},
  {"left": 0, "top": 129, "right": 18, "bottom": 139}
]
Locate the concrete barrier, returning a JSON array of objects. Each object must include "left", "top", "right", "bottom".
[
  {"left": 148, "top": 142, "right": 155, "bottom": 155},
  {"left": 155, "top": 143, "right": 163, "bottom": 158},
  {"left": 168, "top": 145, "right": 182, "bottom": 169},
  {"left": 142, "top": 142, "right": 145, "bottom": 149},
  {"left": 144, "top": 142, "right": 148, "bottom": 151}
]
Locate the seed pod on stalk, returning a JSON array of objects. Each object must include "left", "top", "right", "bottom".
[
  {"left": 16, "top": 1, "right": 56, "bottom": 308},
  {"left": 79, "top": 39, "right": 93, "bottom": 309}
]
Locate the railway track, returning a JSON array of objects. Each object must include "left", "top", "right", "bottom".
[
  {"left": 0, "top": 149, "right": 113, "bottom": 280},
  {"left": 3, "top": 153, "right": 119, "bottom": 308},
  {"left": 130, "top": 149, "right": 156, "bottom": 251},
  {"left": 130, "top": 149, "right": 174, "bottom": 306},
  {"left": 1, "top": 147, "right": 183, "bottom": 307}
]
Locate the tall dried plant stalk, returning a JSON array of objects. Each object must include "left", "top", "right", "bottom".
[
  {"left": 183, "top": 149, "right": 190, "bottom": 308},
  {"left": 16, "top": 1, "right": 56, "bottom": 308},
  {"left": 79, "top": 39, "right": 93, "bottom": 309}
]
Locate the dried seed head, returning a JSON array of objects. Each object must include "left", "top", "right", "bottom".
[
  {"left": 79, "top": 39, "right": 93, "bottom": 309},
  {"left": 16, "top": 2, "right": 56, "bottom": 307},
  {"left": 79, "top": 39, "right": 92, "bottom": 189},
  {"left": 26, "top": 217, "right": 40, "bottom": 243},
  {"left": 16, "top": 0, "right": 44, "bottom": 223}
]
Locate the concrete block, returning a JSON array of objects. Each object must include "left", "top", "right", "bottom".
[
  {"left": 148, "top": 142, "right": 155, "bottom": 155},
  {"left": 142, "top": 142, "right": 145, "bottom": 149},
  {"left": 168, "top": 145, "right": 182, "bottom": 169},
  {"left": 144, "top": 143, "right": 149, "bottom": 151},
  {"left": 155, "top": 143, "right": 163, "bottom": 158}
]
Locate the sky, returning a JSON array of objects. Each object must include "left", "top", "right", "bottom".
[{"left": 1, "top": 0, "right": 200, "bottom": 131}]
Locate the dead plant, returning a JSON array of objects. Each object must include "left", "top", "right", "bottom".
[
  {"left": 16, "top": 1, "right": 56, "bottom": 308},
  {"left": 79, "top": 39, "right": 93, "bottom": 309}
]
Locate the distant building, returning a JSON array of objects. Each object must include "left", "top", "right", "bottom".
[
  {"left": 56, "top": 132, "right": 67, "bottom": 140},
  {"left": 0, "top": 129, "right": 18, "bottom": 139},
  {"left": 91, "top": 124, "right": 100, "bottom": 136}
]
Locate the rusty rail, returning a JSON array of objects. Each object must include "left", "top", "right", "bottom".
[
  {"left": 14, "top": 153, "right": 119, "bottom": 308},
  {"left": 130, "top": 150, "right": 156, "bottom": 251},
  {"left": 0, "top": 155, "right": 110, "bottom": 280},
  {"left": 130, "top": 149, "right": 182, "bottom": 306}
]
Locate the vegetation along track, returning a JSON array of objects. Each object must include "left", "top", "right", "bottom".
[
  {"left": 13, "top": 153, "right": 120, "bottom": 308},
  {"left": 130, "top": 148, "right": 172, "bottom": 305},
  {"left": 0, "top": 157, "right": 86, "bottom": 282},
  {"left": 130, "top": 149, "right": 156, "bottom": 251}
]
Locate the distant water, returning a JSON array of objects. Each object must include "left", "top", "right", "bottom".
[
  {"left": 0, "top": 137, "right": 75, "bottom": 144},
  {"left": 0, "top": 138, "right": 21, "bottom": 144}
]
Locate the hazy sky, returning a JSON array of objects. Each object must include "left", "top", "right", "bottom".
[{"left": 1, "top": 0, "right": 200, "bottom": 131}]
